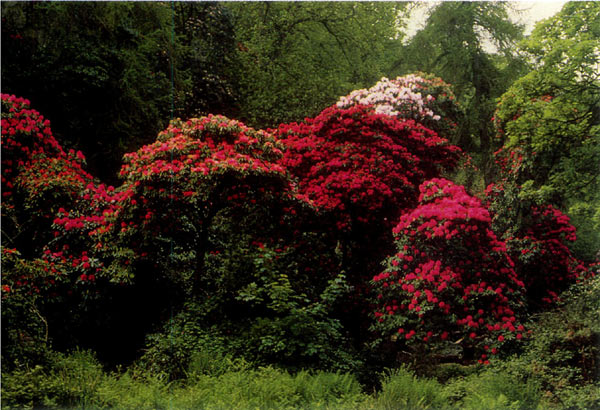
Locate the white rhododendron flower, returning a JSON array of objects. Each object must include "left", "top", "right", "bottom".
[{"left": 337, "top": 75, "right": 442, "bottom": 122}]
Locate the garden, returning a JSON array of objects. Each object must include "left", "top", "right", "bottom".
[{"left": 1, "top": 2, "right": 599, "bottom": 409}]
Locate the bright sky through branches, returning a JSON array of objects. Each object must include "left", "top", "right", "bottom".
[{"left": 404, "top": 1, "right": 569, "bottom": 42}]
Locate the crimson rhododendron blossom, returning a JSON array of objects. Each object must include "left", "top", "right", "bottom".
[
  {"left": 485, "top": 147, "right": 590, "bottom": 307},
  {"left": 277, "top": 104, "right": 460, "bottom": 234},
  {"left": 1, "top": 94, "right": 94, "bottom": 256},
  {"left": 371, "top": 179, "right": 526, "bottom": 360},
  {"left": 336, "top": 73, "right": 462, "bottom": 141},
  {"left": 44, "top": 114, "right": 345, "bottom": 364},
  {"left": 51, "top": 115, "right": 315, "bottom": 289}
]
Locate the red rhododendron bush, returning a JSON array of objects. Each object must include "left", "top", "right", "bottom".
[
  {"left": 485, "top": 148, "right": 589, "bottom": 307},
  {"left": 1, "top": 94, "right": 94, "bottom": 256},
  {"left": 52, "top": 115, "right": 302, "bottom": 287},
  {"left": 21, "top": 111, "right": 350, "bottom": 366},
  {"left": 371, "top": 179, "right": 527, "bottom": 361},
  {"left": 1, "top": 94, "right": 101, "bottom": 359},
  {"left": 277, "top": 104, "right": 461, "bottom": 281}
]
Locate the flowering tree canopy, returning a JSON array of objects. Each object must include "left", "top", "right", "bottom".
[
  {"left": 371, "top": 179, "right": 527, "bottom": 362},
  {"left": 49, "top": 115, "right": 311, "bottom": 288}
]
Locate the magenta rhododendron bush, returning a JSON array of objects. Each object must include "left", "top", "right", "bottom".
[{"left": 371, "top": 179, "right": 527, "bottom": 360}]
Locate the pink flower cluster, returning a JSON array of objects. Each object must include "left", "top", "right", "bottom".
[
  {"left": 372, "top": 179, "right": 527, "bottom": 361},
  {"left": 335, "top": 73, "right": 461, "bottom": 140}
]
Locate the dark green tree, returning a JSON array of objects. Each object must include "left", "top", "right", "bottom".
[
  {"left": 228, "top": 1, "right": 406, "bottom": 128},
  {"left": 394, "top": 2, "right": 527, "bottom": 185},
  {"left": 1, "top": 2, "right": 238, "bottom": 184},
  {"left": 171, "top": 2, "right": 238, "bottom": 120}
]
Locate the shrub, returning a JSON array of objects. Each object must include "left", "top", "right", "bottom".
[
  {"left": 277, "top": 104, "right": 461, "bottom": 285},
  {"left": 336, "top": 72, "right": 463, "bottom": 142},
  {"left": 371, "top": 178, "right": 527, "bottom": 362},
  {"left": 137, "top": 271, "right": 359, "bottom": 379},
  {"left": 44, "top": 114, "right": 351, "bottom": 364},
  {"left": 0, "top": 248, "right": 56, "bottom": 370},
  {"left": 493, "top": 275, "right": 600, "bottom": 408},
  {"left": 1, "top": 94, "right": 94, "bottom": 257},
  {"left": 486, "top": 150, "right": 590, "bottom": 307}
]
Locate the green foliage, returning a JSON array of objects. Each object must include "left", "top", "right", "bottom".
[
  {"left": 171, "top": 2, "right": 238, "bottom": 120},
  {"left": 568, "top": 199, "right": 600, "bottom": 262},
  {"left": 396, "top": 2, "right": 527, "bottom": 184},
  {"left": 1, "top": 248, "right": 55, "bottom": 371},
  {"left": 1, "top": 349, "right": 105, "bottom": 409},
  {"left": 492, "top": 275, "right": 600, "bottom": 408},
  {"left": 1, "top": 2, "right": 237, "bottom": 183},
  {"left": 229, "top": 2, "right": 406, "bottom": 128},
  {"left": 138, "top": 270, "right": 359, "bottom": 379},
  {"left": 493, "top": 2, "right": 600, "bottom": 210},
  {"left": 374, "top": 366, "right": 448, "bottom": 410},
  {"left": 239, "top": 271, "right": 360, "bottom": 372},
  {"left": 136, "top": 304, "right": 234, "bottom": 381},
  {"left": 176, "top": 367, "right": 365, "bottom": 410},
  {"left": 2, "top": 350, "right": 366, "bottom": 410},
  {"left": 444, "top": 370, "right": 541, "bottom": 410}
]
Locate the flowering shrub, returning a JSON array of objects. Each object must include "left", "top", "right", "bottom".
[
  {"left": 277, "top": 104, "right": 461, "bottom": 292},
  {"left": 46, "top": 115, "right": 321, "bottom": 295},
  {"left": 371, "top": 179, "right": 527, "bottom": 362},
  {"left": 278, "top": 104, "right": 460, "bottom": 233},
  {"left": 1, "top": 94, "right": 94, "bottom": 256},
  {"left": 1, "top": 248, "right": 54, "bottom": 368},
  {"left": 485, "top": 147, "right": 590, "bottom": 307},
  {"left": 336, "top": 73, "right": 463, "bottom": 141},
  {"left": 45, "top": 114, "right": 353, "bottom": 365}
]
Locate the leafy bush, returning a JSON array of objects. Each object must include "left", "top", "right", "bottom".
[
  {"left": 486, "top": 150, "right": 590, "bottom": 307},
  {"left": 138, "top": 271, "right": 359, "bottom": 379},
  {"left": 493, "top": 275, "right": 600, "bottom": 408},
  {"left": 136, "top": 306, "right": 239, "bottom": 380},
  {"left": 1, "top": 248, "right": 55, "bottom": 371},
  {"left": 371, "top": 178, "right": 527, "bottom": 362}
]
